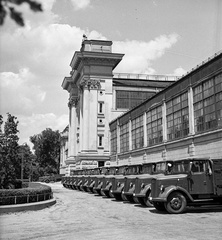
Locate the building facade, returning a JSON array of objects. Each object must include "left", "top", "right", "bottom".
[
  {"left": 110, "top": 51, "right": 222, "bottom": 166},
  {"left": 60, "top": 39, "right": 177, "bottom": 175}
]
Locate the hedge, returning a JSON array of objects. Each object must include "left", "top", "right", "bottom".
[{"left": 0, "top": 183, "right": 52, "bottom": 205}]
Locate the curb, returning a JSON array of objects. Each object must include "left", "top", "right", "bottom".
[{"left": 0, "top": 198, "right": 56, "bottom": 214}]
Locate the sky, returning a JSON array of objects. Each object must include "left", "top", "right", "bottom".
[{"left": 0, "top": 0, "right": 221, "bottom": 149}]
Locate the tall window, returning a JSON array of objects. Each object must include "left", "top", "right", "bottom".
[
  {"left": 215, "top": 74, "right": 222, "bottom": 127},
  {"left": 131, "top": 115, "right": 144, "bottom": 150},
  {"left": 98, "top": 102, "right": 104, "bottom": 114},
  {"left": 120, "top": 123, "right": 129, "bottom": 153},
  {"left": 110, "top": 128, "right": 117, "bottom": 154},
  {"left": 166, "top": 92, "right": 189, "bottom": 140},
  {"left": 116, "top": 90, "right": 154, "bottom": 109},
  {"left": 147, "top": 106, "right": 163, "bottom": 146},
  {"left": 193, "top": 74, "right": 222, "bottom": 132},
  {"left": 98, "top": 135, "right": 103, "bottom": 147}
]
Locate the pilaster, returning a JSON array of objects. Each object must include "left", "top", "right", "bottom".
[{"left": 188, "top": 86, "right": 195, "bottom": 135}]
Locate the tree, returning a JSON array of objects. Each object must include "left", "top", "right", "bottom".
[
  {"left": 0, "top": 0, "right": 42, "bottom": 26},
  {"left": 0, "top": 113, "right": 20, "bottom": 188},
  {"left": 30, "top": 128, "right": 60, "bottom": 176}
]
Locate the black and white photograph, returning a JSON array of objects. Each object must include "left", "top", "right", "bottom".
[{"left": 0, "top": 0, "right": 222, "bottom": 239}]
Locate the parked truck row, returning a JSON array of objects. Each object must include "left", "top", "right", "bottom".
[{"left": 61, "top": 158, "right": 222, "bottom": 214}]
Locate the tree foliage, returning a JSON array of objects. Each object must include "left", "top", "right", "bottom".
[
  {"left": 0, "top": 0, "right": 42, "bottom": 26},
  {"left": 30, "top": 128, "right": 60, "bottom": 176},
  {"left": 0, "top": 113, "right": 19, "bottom": 188}
]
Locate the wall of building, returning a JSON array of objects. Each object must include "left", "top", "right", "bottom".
[{"left": 110, "top": 52, "right": 222, "bottom": 166}]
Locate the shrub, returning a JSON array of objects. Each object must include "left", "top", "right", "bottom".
[{"left": 0, "top": 183, "right": 52, "bottom": 205}]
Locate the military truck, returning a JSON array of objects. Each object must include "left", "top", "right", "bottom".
[
  {"left": 74, "top": 169, "right": 86, "bottom": 190},
  {"left": 86, "top": 168, "right": 101, "bottom": 193},
  {"left": 93, "top": 167, "right": 109, "bottom": 195},
  {"left": 150, "top": 158, "right": 222, "bottom": 214},
  {"left": 101, "top": 166, "right": 119, "bottom": 198},
  {"left": 111, "top": 164, "right": 142, "bottom": 201},
  {"left": 79, "top": 169, "right": 94, "bottom": 191},
  {"left": 133, "top": 161, "right": 167, "bottom": 206},
  {"left": 123, "top": 162, "right": 153, "bottom": 203}
]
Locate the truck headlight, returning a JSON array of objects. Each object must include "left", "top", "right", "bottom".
[{"left": 160, "top": 185, "right": 165, "bottom": 193}]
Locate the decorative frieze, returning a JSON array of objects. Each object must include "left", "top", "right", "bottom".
[{"left": 80, "top": 79, "right": 101, "bottom": 90}]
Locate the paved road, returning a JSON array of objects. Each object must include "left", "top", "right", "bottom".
[{"left": 1, "top": 182, "right": 222, "bottom": 240}]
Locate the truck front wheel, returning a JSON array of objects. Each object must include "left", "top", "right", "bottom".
[
  {"left": 165, "top": 192, "right": 187, "bottom": 214},
  {"left": 141, "top": 190, "right": 153, "bottom": 207}
]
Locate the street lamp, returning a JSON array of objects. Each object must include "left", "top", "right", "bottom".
[{"left": 21, "top": 142, "right": 27, "bottom": 181}]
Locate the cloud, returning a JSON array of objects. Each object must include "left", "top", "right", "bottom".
[
  {"left": 70, "top": 0, "right": 91, "bottom": 10},
  {"left": 0, "top": 68, "right": 46, "bottom": 115},
  {"left": 172, "top": 67, "right": 187, "bottom": 76},
  {"left": 113, "top": 34, "right": 179, "bottom": 74},
  {"left": 17, "top": 113, "right": 68, "bottom": 148}
]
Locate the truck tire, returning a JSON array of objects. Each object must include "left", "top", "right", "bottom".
[
  {"left": 165, "top": 192, "right": 187, "bottom": 214},
  {"left": 108, "top": 189, "right": 114, "bottom": 198},
  {"left": 143, "top": 190, "right": 153, "bottom": 207},
  {"left": 133, "top": 196, "right": 140, "bottom": 204},
  {"left": 153, "top": 202, "right": 166, "bottom": 211},
  {"left": 137, "top": 191, "right": 153, "bottom": 207},
  {"left": 121, "top": 191, "right": 128, "bottom": 201}
]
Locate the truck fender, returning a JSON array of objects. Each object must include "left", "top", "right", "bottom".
[
  {"left": 116, "top": 183, "right": 124, "bottom": 192},
  {"left": 140, "top": 184, "right": 151, "bottom": 196},
  {"left": 160, "top": 185, "right": 194, "bottom": 202},
  {"left": 105, "top": 182, "right": 112, "bottom": 190},
  {"left": 84, "top": 180, "right": 88, "bottom": 186},
  {"left": 90, "top": 181, "right": 95, "bottom": 187}
]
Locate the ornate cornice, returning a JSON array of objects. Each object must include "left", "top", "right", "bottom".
[{"left": 80, "top": 79, "right": 101, "bottom": 90}]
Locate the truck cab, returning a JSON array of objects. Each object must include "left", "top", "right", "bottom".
[
  {"left": 93, "top": 167, "right": 109, "bottom": 196},
  {"left": 133, "top": 161, "right": 167, "bottom": 206},
  {"left": 111, "top": 164, "right": 141, "bottom": 201},
  {"left": 150, "top": 158, "right": 222, "bottom": 214},
  {"left": 101, "top": 166, "right": 119, "bottom": 198},
  {"left": 85, "top": 168, "right": 101, "bottom": 193},
  {"left": 81, "top": 169, "right": 94, "bottom": 192}
]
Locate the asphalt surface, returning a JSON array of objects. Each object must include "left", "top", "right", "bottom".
[{"left": 1, "top": 182, "right": 222, "bottom": 240}]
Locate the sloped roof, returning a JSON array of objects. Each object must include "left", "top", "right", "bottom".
[{"left": 113, "top": 78, "right": 175, "bottom": 88}]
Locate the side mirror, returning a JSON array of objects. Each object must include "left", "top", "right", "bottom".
[{"left": 206, "top": 168, "right": 212, "bottom": 176}]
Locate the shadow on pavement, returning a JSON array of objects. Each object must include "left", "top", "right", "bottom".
[{"left": 149, "top": 205, "right": 222, "bottom": 214}]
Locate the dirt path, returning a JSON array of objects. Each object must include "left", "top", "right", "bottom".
[{"left": 1, "top": 182, "right": 222, "bottom": 240}]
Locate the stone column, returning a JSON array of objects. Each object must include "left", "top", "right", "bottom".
[
  {"left": 67, "top": 95, "right": 78, "bottom": 161},
  {"left": 80, "top": 78, "right": 101, "bottom": 152}
]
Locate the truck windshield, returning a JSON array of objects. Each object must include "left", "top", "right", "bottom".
[
  {"left": 101, "top": 168, "right": 108, "bottom": 174},
  {"left": 153, "top": 162, "right": 166, "bottom": 174},
  {"left": 167, "top": 161, "right": 190, "bottom": 174},
  {"left": 93, "top": 169, "right": 100, "bottom": 175},
  {"left": 142, "top": 164, "right": 153, "bottom": 174},
  {"left": 118, "top": 166, "right": 126, "bottom": 174},
  {"left": 109, "top": 168, "right": 117, "bottom": 174},
  {"left": 126, "top": 166, "right": 140, "bottom": 174}
]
